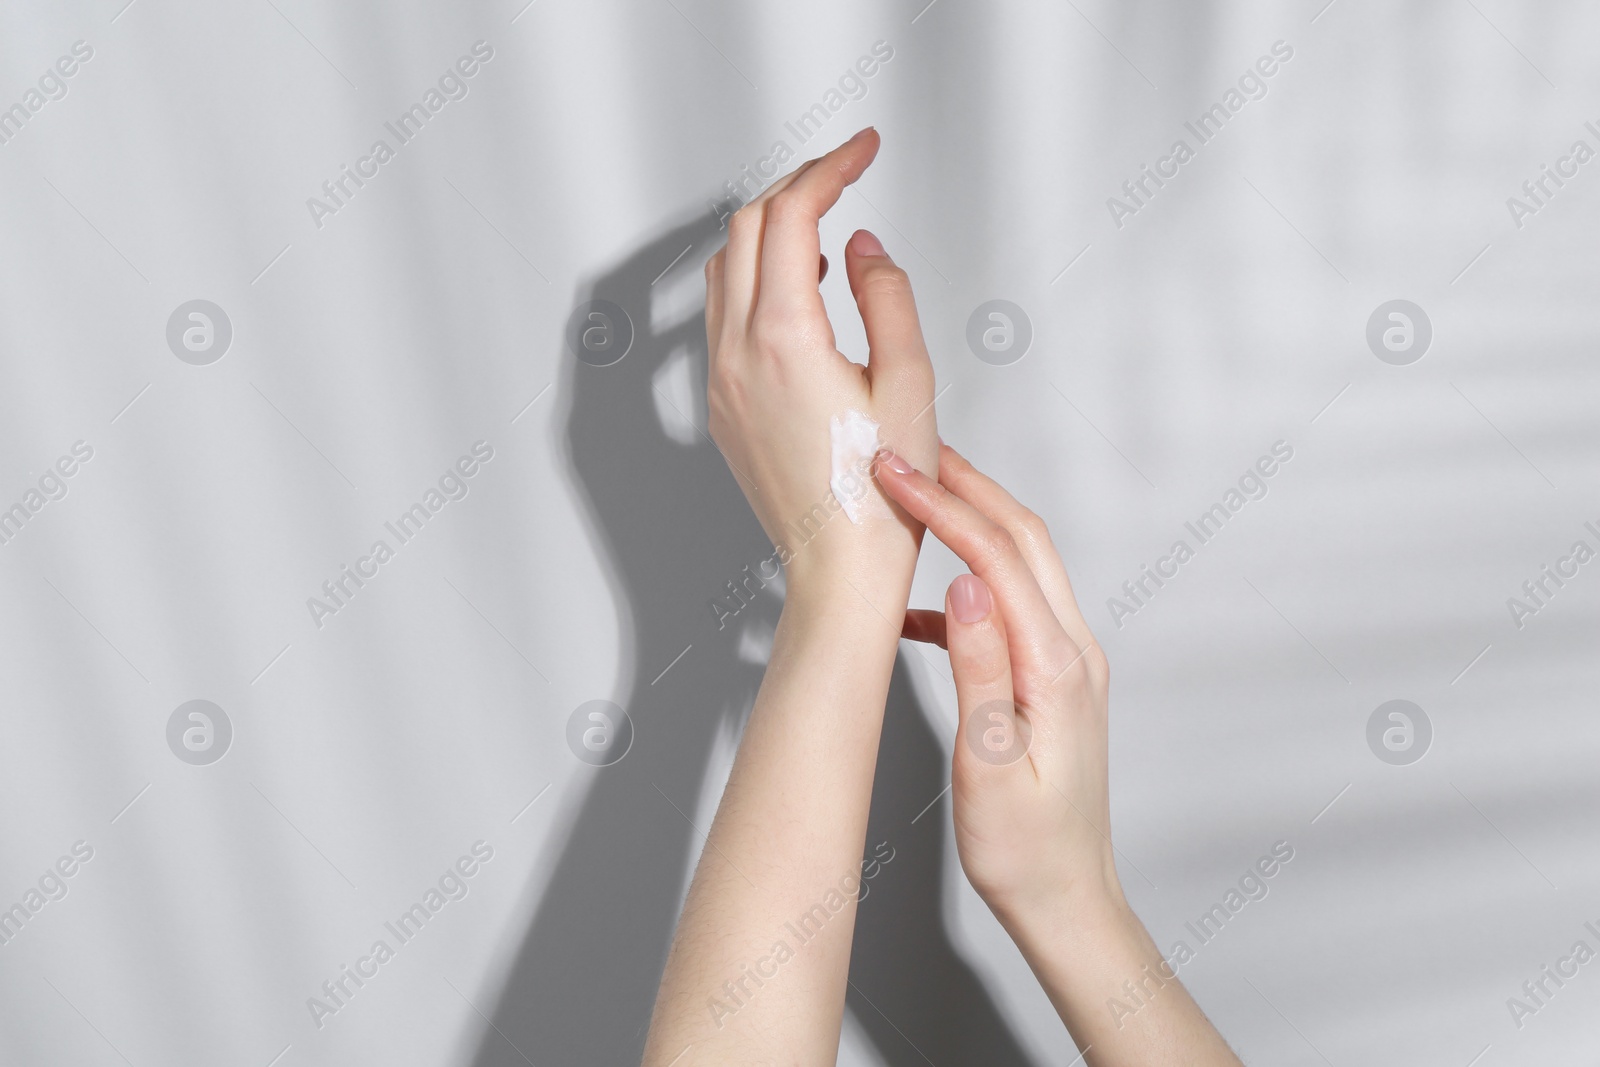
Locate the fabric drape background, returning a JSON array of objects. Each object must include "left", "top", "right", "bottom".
[{"left": 1, "top": 1, "right": 1596, "bottom": 1063}]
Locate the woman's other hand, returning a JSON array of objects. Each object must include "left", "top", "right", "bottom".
[{"left": 705, "top": 129, "right": 938, "bottom": 596}]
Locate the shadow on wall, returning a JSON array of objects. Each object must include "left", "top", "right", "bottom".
[{"left": 464, "top": 205, "right": 1040, "bottom": 1067}]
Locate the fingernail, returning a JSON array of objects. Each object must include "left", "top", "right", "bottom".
[
  {"left": 950, "top": 574, "right": 991, "bottom": 624},
  {"left": 849, "top": 126, "right": 875, "bottom": 142},
  {"left": 878, "top": 449, "right": 913, "bottom": 476},
  {"left": 849, "top": 229, "right": 886, "bottom": 257}
]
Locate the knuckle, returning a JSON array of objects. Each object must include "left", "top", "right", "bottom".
[
  {"left": 1052, "top": 640, "right": 1108, "bottom": 695},
  {"left": 708, "top": 362, "right": 744, "bottom": 408},
  {"left": 858, "top": 263, "right": 911, "bottom": 300},
  {"left": 922, "top": 480, "right": 961, "bottom": 525},
  {"left": 953, "top": 638, "right": 1009, "bottom": 690},
  {"left": 970, "top": 525, "right": 1018, "bottom": 569},
  {"left": 1011, "top": 508, "right": 1053, "bottom": 551},
  {"left": 1046, "top": 633, "right": 1082, "bottom": 676},
  {"left": 1014, "top": 505, "right": 1048, "bottom": 537},
  {"left": 858, "top": 277, "right": 912, "bottom": 312}
]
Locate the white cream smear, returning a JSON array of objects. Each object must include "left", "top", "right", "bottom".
[{"left": 830, "top": 409, "right": 883, "bottom": 524}]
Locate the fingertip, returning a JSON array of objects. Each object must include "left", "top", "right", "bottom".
[
  {"left": 848, "top": 229, "right": 887, "bottom": 259},
  {"left": 838, "top": 126, "right": 881, "bottom": 173},
  {"left": 844, "top": 126, "right": 880, "bottom": 156},
  {"left": 948, "top": 574, "right": 992, "bottom": 624},
  {"left": 874, "top": 448, "right": 915, "bottom": 478}
]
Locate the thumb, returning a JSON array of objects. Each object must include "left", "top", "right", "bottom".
[{"left": 945, "top": 575, "right": 1030, "bottom": 778}]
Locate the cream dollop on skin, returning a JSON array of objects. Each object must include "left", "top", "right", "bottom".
[{"left": 830, "top": 409, "right": 883, "bottom": 524}]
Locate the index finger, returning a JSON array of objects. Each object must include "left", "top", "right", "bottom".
[
  {"left": 753, "top": 127, "right": 879, "bottom": 323},
  {"left": 935, "top": 444, "right": 1100, "bottom": 660},
  {"left": 875, "top": 449, "right": 1081, "bottom": 690}
]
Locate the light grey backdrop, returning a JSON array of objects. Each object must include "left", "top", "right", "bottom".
[{"left": 2, "top": 0, "right": 1597, "bottom": 1064}]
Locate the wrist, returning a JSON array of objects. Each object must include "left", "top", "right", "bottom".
[
  {"left": 780, "top": 528, "right": 921, "bottom": 611},
  {"left": 988, "top": 859, "right": 1133, "bottom": 960},
  {"left": 1002, "top": 887, "right": 1159, "bottom": 1011}
]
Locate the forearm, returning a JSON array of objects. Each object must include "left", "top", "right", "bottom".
[
  {"left": 642, "top": 563, "right": 910, "bottom": 1065},
  {"left": 1003, "top": 893, "right": 1243, "bottom": 1067},
  {"left": 648, "top": 126, "right": 936, "bottom": 1062}
]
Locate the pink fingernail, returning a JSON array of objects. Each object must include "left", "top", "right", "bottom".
[
  {"left": 878, "top": 450, "right": 913, "bottom": 475},
  {"left": 950, "top": 574, "right": 991, "bottom": 624},
  {"left": 848, "top": 126, "right": 875, "bottom": 143},
  {"left": 849, "top": 229, "right": 886, "bottom": 258}
]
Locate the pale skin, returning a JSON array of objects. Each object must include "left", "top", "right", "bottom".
[{"left": 640, "top": 129, "right": 1244, "bottom": 1066}]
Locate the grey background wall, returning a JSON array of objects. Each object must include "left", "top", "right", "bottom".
[{"left": 2, "top": 0, "right": 1597, "bottom": 1064}]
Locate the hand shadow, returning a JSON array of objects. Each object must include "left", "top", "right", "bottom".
[{"left": 463, "top": 205, "right": 1041, "bottom": 1067}]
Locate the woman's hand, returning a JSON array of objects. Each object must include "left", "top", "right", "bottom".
[
  {"left": 704, "top": 129, "right": 938, "bottom": 594},
  {"left": 641, "top": 131, "right": 942, "bottom": 1065},
  {"left": 878, "top": 444, "right": 1244, "bottom": 1067},
  {"left": 878, "top": 444, "right": 1119, "bottom": 922}
]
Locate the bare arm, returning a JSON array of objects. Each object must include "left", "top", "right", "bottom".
[
  {"left": 880, "top": 444, "right": 1244, "bottom": 1067},
  {"left": 645, "top": 126, "right": 1242, "bottom": 1064},
  {"left": 641, "top": 128, "right": 938, "bottom": 1065}
]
